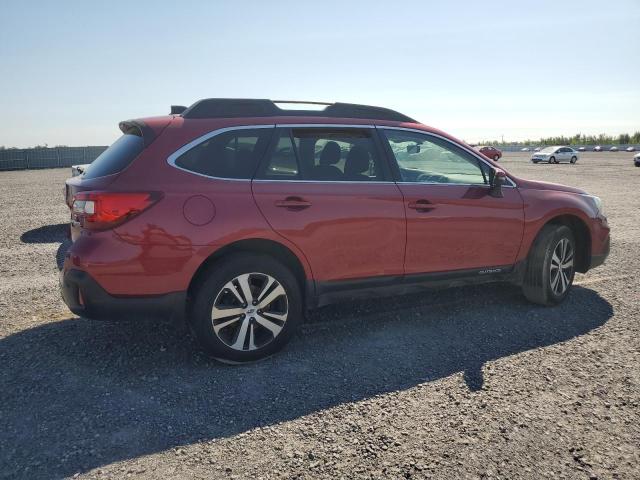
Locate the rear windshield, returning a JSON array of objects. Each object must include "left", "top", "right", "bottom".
[{"left": 83, "top": 134, "right": 144, "bottom": 179}]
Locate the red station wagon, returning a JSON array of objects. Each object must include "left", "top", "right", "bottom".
[{"left": 61, "top": 99, "right": 610, "bottom": 362}]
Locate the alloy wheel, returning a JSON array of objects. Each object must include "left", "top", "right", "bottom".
[
  {"left": 211, "top": 273, "right": 288, "bottom": 351},
  {"left": 549, "top": 238, "right": 574, "bottom": 295}
]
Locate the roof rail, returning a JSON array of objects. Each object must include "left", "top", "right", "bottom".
[{"left": 179, "top": 98, "right": 416, "bottom": 123}]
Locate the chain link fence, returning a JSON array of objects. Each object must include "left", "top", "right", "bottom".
[{"left": 0, "top": 146, "right": 108, "bottom": 171}]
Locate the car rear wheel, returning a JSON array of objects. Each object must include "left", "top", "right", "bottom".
[
  {"left": 522, "top": 224, "right": 576, "bottom": 306},
  {"left": 493, "top": 154, "right": 500, "bottom": 161},
  {"left": 189, "top": 253, "right": 302, "bottom": 363},
  {"left": 570, "top": 156, "right": 577, "bottom": 164},
  {"left": 548, "top": 156, "right": 555, "bottom": 164}
]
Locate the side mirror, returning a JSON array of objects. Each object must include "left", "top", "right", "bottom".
[{"left": 488, "top": 168, "right": 506, "bottom": 198}]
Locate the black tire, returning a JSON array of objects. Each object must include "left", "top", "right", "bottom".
[
  {"left": 189, "top": 253, "right": 302, "bottom": 363},
  {"left": 549, "top": 156, "right": 555, "bottom": 164},
  {"left": 522, "top": 224, "right": 576, "bottom": 306},
  {"left": 532, "top": 160, "right": 539, "bottom": 164},
  {"left": 570, "top": 156, "right": 577, "bottom": 164},
  {"left": 493, "top": 154, "right": 500, "bottom": 161}
]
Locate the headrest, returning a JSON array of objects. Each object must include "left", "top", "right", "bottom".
[
  {"left": 345, "top": 145, "right": 370, "bottom": 174},
  {"left": 319, "top": 141, "right": 341, "bottom": 166}
]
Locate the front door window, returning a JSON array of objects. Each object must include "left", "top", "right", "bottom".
[{"left": 383, "top": 129, "right": 488, "bottom": 185}]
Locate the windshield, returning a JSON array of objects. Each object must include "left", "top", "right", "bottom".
[{"left": 540, "top": 146, "right": 556, "bottom": 153}]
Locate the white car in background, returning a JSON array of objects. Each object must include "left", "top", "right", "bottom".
[
  {"left": 625, "top": 146, "right": 635, "bottom": 152},
  {"left": 531, "top": 146, "right": 579, "bottom": 164},
  {"left": 520, "top": 147, "right": 530, "bottom": 152},
  {"left": 594, "top": 145, "right": 603, "bottom": 152},
  {"left": 578, "top": 146, "right": 586, "bottom": 152},
  {"left": 635, "top": 152, "right": 640, "bottom": 167},
  {"left": 609, "top": 146, "right": 619, "bottom": 152}
]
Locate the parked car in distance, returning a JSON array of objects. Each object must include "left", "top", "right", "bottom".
[
  {"left": 61, "top": 98, "right": 610, "bottom": 362},
  {"left": 609, "top": 146, "right": 618, "bottom": 152},
  {"left": 531, "top": 146, "right": 579, "bottom": 164},
  {"left": 476, "top": 145, "right": 502, "bottom": 161},
  {"left": 534, "top": 147, "right": 541, "bottom": 152},
  {"left": 71, "top": 164, "right": 90, "bottom": 177},
  {"left": 578, "top": 147, "right": 586, "bottom": 152},
  {"left": 594, "top": 145, "right": 603, "bottom": 152},
  {"left": 635, "top": 152, "right": 640, "bottom": 167},
  {"left": 520, "top": 147, "right": 530, "bottom": 152},
  {"left": 625, "top": 146, "right": 635, "bottom": 152}
]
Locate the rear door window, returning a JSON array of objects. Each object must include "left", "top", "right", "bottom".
[
  {"left": 174, "top": 127, "right": 273, "bottom": 179},
  {"left": 261, "top": 131, "right": 300, "bottom": 179},
  {"left": 257, "top": 127, "right": 387, "bottom": 181},
  {"left": 83, "top": 134, "right": 144, "bottom": 179}
]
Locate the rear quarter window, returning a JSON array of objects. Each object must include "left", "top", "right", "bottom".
[
  {"left": 83, "top": 134, "right": 145, "bottom": 179},
  {"left": 173, "top": 128, "right": 273, "bottom": 179}
]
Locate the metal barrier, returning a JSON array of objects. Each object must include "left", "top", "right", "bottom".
[{"left": 0, "top": 146, "right": 108, "bottom": 171}]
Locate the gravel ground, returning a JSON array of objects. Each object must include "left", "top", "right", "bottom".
[{"left": 0, "top": 152, "right": 639, "bottom": 480}]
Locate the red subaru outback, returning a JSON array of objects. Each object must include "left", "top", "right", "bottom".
[{"left": 61, "top": 99, "right": 610, "bottom": 363}]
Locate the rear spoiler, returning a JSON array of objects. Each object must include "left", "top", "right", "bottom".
[
  {"left": 118, "top": 120, "right": 156, "bottom": 147},
  {"left": 170, "top": 105, "right": 187, "bottom": 114}
]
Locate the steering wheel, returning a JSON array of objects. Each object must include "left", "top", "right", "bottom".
[{"left": 416, "top": 173, "right": 448, "bottom": 183}]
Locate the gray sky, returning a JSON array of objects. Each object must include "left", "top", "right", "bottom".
[{"left": 1, "top": 0, "right": 638, "bottom": 147}]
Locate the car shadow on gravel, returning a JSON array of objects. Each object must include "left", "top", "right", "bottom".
[
  {"left": 20, "top": 223, "right": 71, "bottom": 271},
  {"left": 0, "top": 285, "right": 612, "bottom": 479}
]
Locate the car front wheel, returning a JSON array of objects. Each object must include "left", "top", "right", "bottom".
[
  {"left": 522, "top": 224, "right": 576, "bottom": 306},
  {"left": 189, "top": 253, "right": 302, "bottom": 363},
  {"left": 571, "top": 156, "right": 577, "bottom": 164}
]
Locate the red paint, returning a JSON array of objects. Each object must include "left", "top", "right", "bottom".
[
  {"left": 252, "top": 181, "right": 406, "bottom": 281},
  {"left": 398, "top": 184, "right": 524, "bottom": 274},
  {"left": 477, "top": 145, "right": 503, "bottom": 161},
  {"left": 62, "top": 114, "right": 610, "bottom": 303}
]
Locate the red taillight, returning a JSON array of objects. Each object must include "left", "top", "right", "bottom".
[{"left": 72, "top": 191, "right": 161, "bottom": 230}]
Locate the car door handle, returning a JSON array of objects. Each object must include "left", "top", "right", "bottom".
[
  {"left": 408, "top": 199, "right": 437, "bottom": 212},
  {"left": 275, "top": 197, "right": 312, "bottom": 210}
]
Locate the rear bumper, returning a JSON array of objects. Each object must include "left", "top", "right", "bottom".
[{"left": 60, "top": 269, "right": 186, "bottom": 321}]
